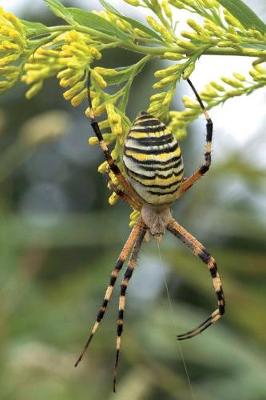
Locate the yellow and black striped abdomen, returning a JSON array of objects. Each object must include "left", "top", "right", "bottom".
[{"left": 123, "top": 112, "right": 184, "bottom": 205}]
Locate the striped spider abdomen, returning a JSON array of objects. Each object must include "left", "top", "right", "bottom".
[{"left": 123, "top": 111, "right": 184, "bottom": 206}]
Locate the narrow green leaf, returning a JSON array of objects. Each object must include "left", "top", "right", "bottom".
[
  {"left": 104, "top": 68, "right": 134, "bottom": 85},
  {"left": 21, "top": 20, "right": 50, "bottom": 37},
  {"left": 44, "top": 0, "right": 74, "bottom": 24},
  {"left": 100, "top": 0, "right": 163, "bottom": 42},
  {"left": 67, "top": 8, "right": 130, "bottom": 41},
  {"left": 218, "top": 0, "right": 266, "bottom": 33},
  {"left": 99, "top": 0, "right": 120, "bottom": 15}
]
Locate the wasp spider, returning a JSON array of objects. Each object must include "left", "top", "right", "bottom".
[{"left": 75, "top": 78, "right": 225, "bottom": 392}]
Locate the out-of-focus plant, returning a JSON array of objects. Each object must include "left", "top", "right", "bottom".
[{"left": 0, "top": 0, "right": 265, "bottom": 216}]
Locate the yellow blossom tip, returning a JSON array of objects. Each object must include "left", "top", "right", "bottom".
[
  {"left": 108, "top": 192, "right": 119, "bottom": 206},
  {"left": 88, "top": 136, "right": 99, "bottom": 145},
  {"left": 98, "top": 161, "right": 108, "bottom": 173}
]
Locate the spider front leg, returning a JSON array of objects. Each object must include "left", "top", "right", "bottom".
[
  {"left": 167, "top": 219, "right": 225, "bottom": 340},
  {"left": 113, "top": 223, "right": 147, "bottom": 392},
  {"left": 86, "top": 73, "right": 142, "bottom": 210},
  {"left": 105, "top": 169, "right": 142, "bottom": 210},
  {"left": 179, "top": 78, "right": 213, "bottom": 194},
  {"left": 74, "top": 219, "right": 145, "bottom": 367}
]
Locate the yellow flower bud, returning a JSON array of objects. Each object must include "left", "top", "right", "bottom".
[
  {"left": 91, "top": 69, "right": 107, "bottom": 88},
  {"left": 71, "top": 88, "right": 88, "bottom": 107},
  {"left": 123, "top": 0, "right": 140, "bottom": 5},
  {"left": 226, "top": 33, "right": 239, "bottom": 43},
  {"left": 94, "top": 67, "right": 118, "bottom": 76},
  {"left": 253, "top": 63, "right": 266, "bottom": 74},
  {"left": 89, "top": 47, "right": 102, "bottom": 60},
  {"left": 94, "top": 104, "right": 106, "bottom": 116},
  {"left": 181, "top": 31, "right": 199, "bottom": 41},
  {"left": 147, "top": 103, "right": 161, "bottom": 114},
  {"left": 146, "top": 16, "right": 161, "bottom": 32},
  {"left": 204, "top": 20, "right": 224, "bottom": 36},
  {"left": 187, "top": 19, "right": 204, "bottom": 34},
  {"left": 182, "top": 109, "right": 198, "bottom": 118},
  {"left": 202, "top": 0, "right": 218, "bottom": 8},
  {"left": 133, "top": 28, "right": 150, "bottom": 38},
  {"left": 233, "top": 73, "right": 246, "bottom": 81},
  {"left": 201, "top": 85, "right": 217, "bottom": 98},
  {"left": 182, "top": 95, "right": 199, "bottom": 109},
  {"left": 223, "top": 10, "right": 243, "bottom": 29},
  {"left": 153, "top": 75, "right": 176, "bottom": 89},
  {"left": 150, "top": 92, "right": 166, "bottom": 101},
  {"left": 57, "top": 68, "right": 73, "bottom": 80},
  {"left": 177, "top": 40, "right": 197, "bottom": 50},
  {"left": 0, "top": 54, "right": 18, "bottom": 67},
  {"left": 162, "top": 0, "right": 172, "bottom": 19},
  {"left": 99, "top": 119, "right": 110, "bottom": 130},
  {"left": 129, "top": 209, "right": 140, "bottom": 227},
  {"left": 221, "top": 77, "right": 244, "bottom": 88},
  {"left": 210, "top": 81, "right": 225, "bottom": 91},
  {"left": 108, "top": 192, "right": 119, "bottom": 206},
  {"left": 182, "top": 62, "right": 195, "bottom": 79},
  {"left": 88, "top": 136, "right": 99, "bottom": 145},
  {"left": 98, "top": 161, "right": 108, "bottom": 173},
  {"left": 217, "top": 41, "right": 234, "bottom": 48},
  {"left": 154, "top": 64, "right": 179, "bottom": 78},
  {"left": 63, "top": 81, "right": 84, "bottom": 100},
  {"left": 25, "top": 81, "right": 43, "bottom": 99},
  {"left": 162, "top": 91, "right": 173, "bottom": 106},
  {"left": 59, "top": 71, "right": 83, "bottom": 88},
  {"left": 116, "top": 19, "right": 132, "bottom": 33},
  {"left": 175, "top": 127, "right": 187, "bottom": 140},
  {"left": 162, "top": 52, "right": 184, "bottom": 61}
]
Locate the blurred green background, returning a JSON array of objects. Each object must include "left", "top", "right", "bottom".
[{"left": 0, "top": 1, "right": 266, "bottom": 399}]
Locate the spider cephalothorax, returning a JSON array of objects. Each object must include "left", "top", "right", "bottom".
[{"left": 74, "top": 77, "right": 225, "bottom": 392}]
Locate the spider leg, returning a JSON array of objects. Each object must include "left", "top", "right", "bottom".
[
  {"left": 167, "top": 219, "right": 225, "bottom": 340},
  {"left": 74, "top": 219, "right": 145, "bottom": 367},
  {"left": 87, "top": 73, "right": 142, "bottom": 210},
  {"left": 113, "top": 222, "right": 147, "bottom": 392},
  {"left": 179, "top": 78, "right": 213, "bottom": 195},
  {"left": 106, "top": 175, "right": 141, "bottom": 210}
]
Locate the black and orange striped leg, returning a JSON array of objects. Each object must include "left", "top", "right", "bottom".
[
  {"left": 107, "top": 177, "right": 142, "bottom": 211},
  {"left": 87, "top": 74, "right": 142, "bottom": 210},
  {"left": 74, "top": 219, "right": 145, "bottom": 368},
  {"left": 113, "top": 223, "right": 147, "bottom": 392},
  {"left": 167, "top": 219, "right": 225, "bottom": 340},
  {"left": 180, "top": 78, "right": 213, "bottom": 194}
]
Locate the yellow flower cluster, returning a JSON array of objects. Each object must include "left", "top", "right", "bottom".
[
  {"left": 0, "top": 8, "right": 26, "bottom": 93},
  {"left": 22, "top": 30, "right": 102, "bottom": 104},
  {"left": 22, "top": 46, "right": 62, "bottom": 99},
  {"left": 168, "top": 63, "right": 266, "bottom": 135},
  {"left": 57, "top": 31, "right": 101, "bottom": 106},
  {"left": 179, "top": 7, "right": 265, "bottom": 55},
  {"left": 148, "top": 63, "right": 186, "bottom": 128}
]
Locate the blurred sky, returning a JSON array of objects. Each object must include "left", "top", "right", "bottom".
[{"left": 1, "top": 0, "right": 266, "bottom": 163}]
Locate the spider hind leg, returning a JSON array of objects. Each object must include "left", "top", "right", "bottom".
[
  {"left": 113, "top": 223, "right": 147, "bottom": 392},
  {"left": 167, "top": 219, "right": 225, "bottom": 340},
  {"left": 74, "top": 220, "right": 145, "bottom": 367}
]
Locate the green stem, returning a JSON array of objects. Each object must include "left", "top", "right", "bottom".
[
  {"left": 46, "top": 25, "right": 266, "bottom": 58},
  {"left": 119, "top": 55, "right": 151, "bottom": 111}
]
